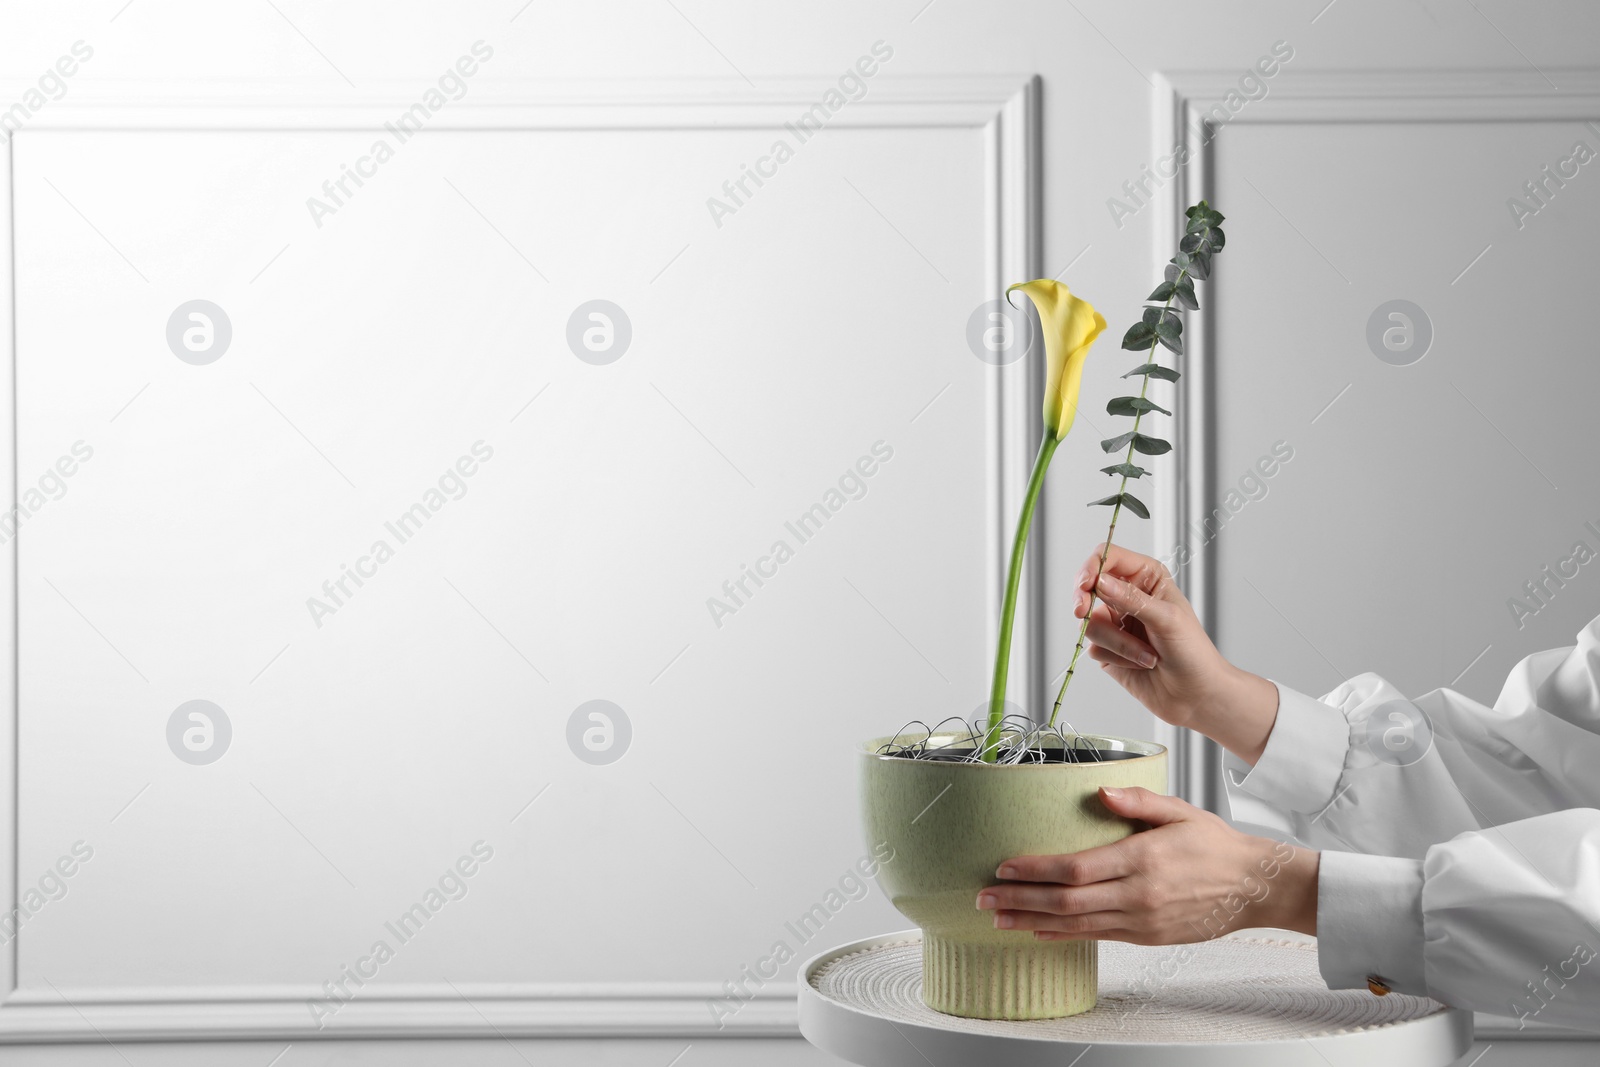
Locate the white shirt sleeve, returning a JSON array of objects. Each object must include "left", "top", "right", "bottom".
[{"left": 1224, "top": 613, "right": 1600, "bottom": 1031}]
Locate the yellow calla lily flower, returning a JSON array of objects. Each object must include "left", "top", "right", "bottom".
[
  {"left": 1006, "top": 280, "right": 1107, "bottom": 440},
  {"left": 980, "top": 280, "right": 1107, "bottom": 760}
]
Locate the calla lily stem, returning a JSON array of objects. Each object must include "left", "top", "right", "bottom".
[{"left": 980, "top": 433, "right": 1060, "bottom": 762}]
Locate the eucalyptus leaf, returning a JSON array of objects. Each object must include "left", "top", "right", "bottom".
[
  {"left": 1107, "top": 396, "right": 1172, "bottom": 417},
  {"left": 1123, "top": 363, "right": 1180, "bottom": 381},
  {"left": 1185, "top": 203, "right": 1223, "bottom": 230},
  {"left": 1173, "top": 277, "right": 1199, "bottom": 310},
  {"left": 1088, "top": 492, "right": 1150, "bottom": 519},
  {"left": 1154, "top": 316, "right": 1184, "bottom": 356},
  {"left": 1101, "top": 430, "right": 1137, "bottom": 453},
  {"left": 1131, "top": 433, "right": 1172, "bottom": 455},
  {"left": 1100, "top": 462, "right": 1149, "bottom": 478},
  {"left": 1148, "top": 280, "right": 1177, "bottom": 301},
  {"left": 1121, "top": 321, "right": 1158, "bottom": 350}
]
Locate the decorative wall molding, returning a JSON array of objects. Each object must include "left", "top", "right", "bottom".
[
  {"left": 1151, "top": 67, "right": 1600, "bottom": 1045},
  {"left": 0, "top": 73, "right": 1042, "bottom": 1042},
  {"left": 1151, "top": 64, "right": 1600, "bottom": 814},
  {"left": 0, "top": 986, "right": 801, "bottom": 1041}
]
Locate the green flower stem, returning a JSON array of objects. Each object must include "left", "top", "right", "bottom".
[
  {"left": 980, "top": 432, "right": 1061, "bottom": 762},
  {"left": 1047, "top": 279, "right": 1186, "bottom": 730}
]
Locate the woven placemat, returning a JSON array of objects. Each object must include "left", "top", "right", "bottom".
[{"left": 809, "top": 935, "right": 1448, "bottom": 1043}]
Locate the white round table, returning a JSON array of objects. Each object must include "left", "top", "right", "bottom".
[{"left": 799, "top": 930, "right": 1472, "bottom": 1067}]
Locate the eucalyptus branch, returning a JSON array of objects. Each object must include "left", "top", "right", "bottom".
[{"left": 1047, "top": 201, "right": 1226, "bottom": 728}]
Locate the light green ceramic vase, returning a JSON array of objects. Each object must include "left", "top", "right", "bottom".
[{"left": 860, "top": 731, "right": 1167, "bottom": 1020}]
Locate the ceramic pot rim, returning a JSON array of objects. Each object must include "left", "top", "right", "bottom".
[{"left": 860, "top": 731, "right": 1166, "bottom": 765}]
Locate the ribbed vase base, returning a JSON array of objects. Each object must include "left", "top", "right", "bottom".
[{"left": 920, "top": 930, "right": 1097, "bottom": 1020}]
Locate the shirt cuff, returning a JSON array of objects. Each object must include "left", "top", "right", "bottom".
[
  {"left": 1315, "top": 850, "right": 1428, "bottom": 995},
  {"left": 1225, "top": 681, "right": 1350, "bottom": 815}
]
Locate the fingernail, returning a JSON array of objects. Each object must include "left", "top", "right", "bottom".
[
  {"left": 1100, "top": 575, "right": 1123, "bottom": 595},
  {"left": 997, "top": 864, "right": 1018, "bottom": 879},
  {"left": 995, "top": 914, "right": 1015, "bottom": 929},
  {"left": 976, "top": 893, "right": 996, "bottom": 910},
  {"left": 1102, "top": 786, "right": 1123, "bottom": 799},
  {"left": 1138, "top": 653, "right": 1157, "bottom": 668}
]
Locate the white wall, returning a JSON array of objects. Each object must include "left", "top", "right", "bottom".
[{"left": 1, "top": 1, "right": 1598, "bottom": 1063}]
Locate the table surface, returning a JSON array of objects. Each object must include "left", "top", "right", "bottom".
[{"left": 798, "top": 930, "right": 1474, "bottom": 1067}]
